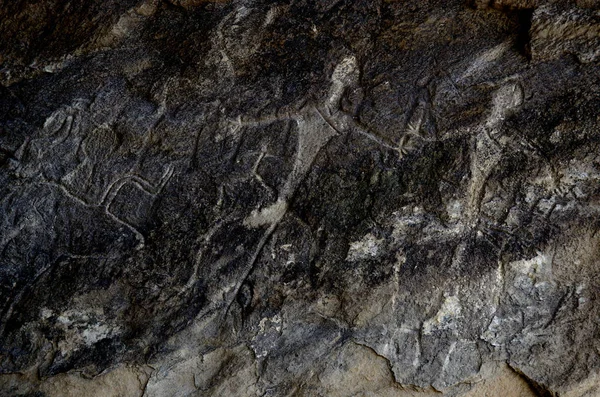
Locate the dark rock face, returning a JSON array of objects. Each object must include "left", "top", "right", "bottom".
[{"left": 0, "top": 0, "right": 599, "bottom": 396}]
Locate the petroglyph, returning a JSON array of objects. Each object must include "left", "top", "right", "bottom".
[
  {"left": 232, "top": 55, "right": 396, "bottom": 203},
  {"left": 3, "top": 2, "right": 600, "bottom": 394},
  {"left": 466, "top": 82, "right": 524, "bottom": 227},
  {"left": 244, "top": 198, "right": 288, "bottom": 228},
  {"left": 214, "top": 5, "right": 277, "bottom": 76},
  {"left": 38, "top": 163, "right": 174, "bottom": 249},
  {"left": 232, "top": 56, "right": 363, "bottom": 224},
  {"left": 212, "top": 56, "right": 392, "bottom": 318},
  {"left": 18, "top": 82, "right": 174, "bottom": 249},
  {"left": 102, "top": 166, "right": 174, "bottom": 249},
  {"left": 455, "top": 40, "right": 512, "bottom": 85}
]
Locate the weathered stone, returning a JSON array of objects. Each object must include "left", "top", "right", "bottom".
[
  {"left": 530, "top": 4, "right": 600, "bottom": 62},
  {"left": 1, "top": 0, "right": 599, "bottom": 396}
]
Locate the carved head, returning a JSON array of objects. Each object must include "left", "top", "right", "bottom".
[
  {"left": 327, "top": 56, "right": 359, "bottom": 108},
  {"left": 492, "top": 83, "right": 524, "bottom": 113},
  {"left": 331, "top": 56, "right": 359, "bottom": 87},
  {"left": 487, "top": 82, "right": 524, "bottom": 127}
]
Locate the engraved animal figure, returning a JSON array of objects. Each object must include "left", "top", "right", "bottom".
[{"left": 16, "top": 88, "right": 173, "bottom": 250}]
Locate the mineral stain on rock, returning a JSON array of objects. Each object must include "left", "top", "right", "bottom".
[{"left": 1, "top": 0, "right": 600, "bottom": 396}]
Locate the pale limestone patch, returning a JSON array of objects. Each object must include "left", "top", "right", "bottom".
[
  {"left": 145, "top": 357, "right": 199, "bottom": 397},
  {"left": 346, "top": 233, "right": 385, "bottom": 262},
  {"left": 562, "top": 371, "right": 600, "bottom": 397},
  {"left": 297, "top": 342, "right": 440, "bottom": 397},
  {"left": 463, "top": 362, "right": 537, "bottom": 397},
  {"left": 508, "top": 252, "right": 552, "bottom": 280},
  {"left": 446, "top": 200, "right": 463, "bottom": 221},
  {"left": 258, "top": 314, "right": 282, "bottom": 333},
  {"left": 40, "top": 365, "right": 152, "bottom": 397},
  {"left": 51, "top": 308, "right": 121, "bottom": 353},
  {"left": 252, "top": 314, "right": 283, "bottom": 359},
  {"left": 423, "top": 295, "right": 462, "bottom": 335},
  {"left": 146, "top": 345, "right": 258, "bottom": 397},
  {"left": 81, "top": 325, "right": 113, "bottom": 345}
]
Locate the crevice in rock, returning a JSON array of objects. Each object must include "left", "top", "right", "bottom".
[
  {"left": 515, "top": 8, "right": 534, "bottom": 58},
  {"left": 506, "top": 362, "right": 557, "bottom": 397},
  {"left": 350, "top": 340, "right": 443, "bottom": 394}
]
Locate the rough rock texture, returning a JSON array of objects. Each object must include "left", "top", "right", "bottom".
[{"left": 1, "top": 0, "right": 599, "bottom": 396}]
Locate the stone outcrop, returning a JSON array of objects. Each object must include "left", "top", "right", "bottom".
[{"left": 1, "top": 0, "right": 599, "bottom": 396}]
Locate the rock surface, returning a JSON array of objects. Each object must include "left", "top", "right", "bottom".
[{"left": 1, "top": 0, "right": 600, "bottom": 396}]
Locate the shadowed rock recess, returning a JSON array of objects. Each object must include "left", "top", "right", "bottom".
[{"left": 1, "top": 0, "right": 600, "bottom": 395}]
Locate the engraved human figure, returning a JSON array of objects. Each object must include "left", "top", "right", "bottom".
[
  {"left": 219, "top": 55, "right": 497, "bottom": 316},
  {"left": 232, "top": 56, "right": 397, "bottom": 210},
  {"left": 466, "top": 82, "right": 524, "bottom": 227},
  {"left": 187, "top": 56, "right": 397, "bottom": 317}
]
